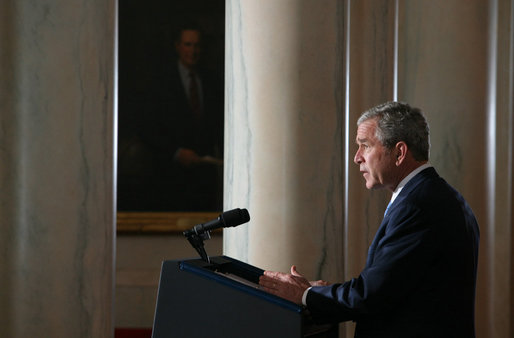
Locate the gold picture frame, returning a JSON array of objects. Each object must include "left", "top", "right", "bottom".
[{"left": 117, "top": 211, "right": 220, "bottom": 234}]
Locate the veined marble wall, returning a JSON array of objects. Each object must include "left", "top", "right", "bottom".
[
  {"left": 225, "top": 0, "right": 513, "bottom": 337},
  {"left": 224, "top": 0, "right": 345, "bottom": 285},
  {"left": 0, "top": 1, "right": 116, "bottom": 337}
]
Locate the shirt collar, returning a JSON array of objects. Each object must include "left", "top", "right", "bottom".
[
  {"left": 178, "top": 61, "right": 190, "bottom": 84},
  {"left": 390, "top": 163, "right": 432, "bottom": 204}
]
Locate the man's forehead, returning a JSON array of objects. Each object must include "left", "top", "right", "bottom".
[
  {"left": 355, "top": 136, "right": 369, "bottom": 144},
  {"left": 180, "top": 30, "right": 201, "bottom": 41},
  {"left": 355, "top": 119, "right": 377, "bottom": 141}
]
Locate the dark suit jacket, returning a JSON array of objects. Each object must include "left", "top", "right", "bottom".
[
  {"left": 148, "top": 63, "right": 223, "bottom": 157},
  {"left": 306, "top": 167, "right": 479, "bottom": 338},
  {"left": 117, "top": 60, "right": 224, "bottom": 211}
]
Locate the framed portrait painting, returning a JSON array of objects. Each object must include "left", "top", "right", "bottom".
[{"left": 117, "top": 0, "right": 225, "bottom": 233}]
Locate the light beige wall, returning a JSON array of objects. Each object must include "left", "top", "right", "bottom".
[{"left": 115, "top": 234, "right": 222, "bottom": 328}]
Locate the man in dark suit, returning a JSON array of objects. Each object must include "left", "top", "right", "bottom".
[
  {"left": 259, "top": 102, "right": 480, "bottom": 337},
  {"left": 146, "top": 24, "right": 223, "bottom": 211},
  {"left": 119, "top": 24, "right": 224, "bottom": 211}
]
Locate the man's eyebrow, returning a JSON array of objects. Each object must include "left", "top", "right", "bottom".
[{"left": 356, "top": 137, "right": 368, "bottom": 144}]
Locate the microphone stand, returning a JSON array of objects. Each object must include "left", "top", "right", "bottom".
[
  {"left": 183, "top": 227, "right": 211, "bottom": 263},
  {"left": 183, "top": 208, "right": 250, "bottom": 264}
]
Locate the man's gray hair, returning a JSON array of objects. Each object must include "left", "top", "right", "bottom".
[{"left": 357, "top": 101, "right": 430, "bottom": 161}]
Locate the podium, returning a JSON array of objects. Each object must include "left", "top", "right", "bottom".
[{"left": 152, "top": 255, "right": 338, "bottom": 338}]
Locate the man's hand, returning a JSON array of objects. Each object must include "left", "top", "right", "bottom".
[
  {"left": 174, "top": 148, "right": 201, "bottom": 167},
  {"left": 259, "top": 266, "right": 328, "bottom": 304}
]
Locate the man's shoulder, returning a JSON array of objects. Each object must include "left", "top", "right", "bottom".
[
  {"left": 399, "top": 167, "right": 469, "bottom": 217},
  {"left": 402, "top": 167, "right": 440, "bottom": 195}
]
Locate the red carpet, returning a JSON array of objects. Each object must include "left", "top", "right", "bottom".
[{"left": 114, "top": 328, "right": 152, "bottom": 338}]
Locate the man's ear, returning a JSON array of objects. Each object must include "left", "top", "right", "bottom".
[{"left": 395, "top": 141, "right": 408, "bottom": 166}]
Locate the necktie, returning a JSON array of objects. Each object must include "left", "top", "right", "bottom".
[
  {"left": 189, "top": 71, "right": 201, "bottom": 120},
  {"left": 384, "top": 201, "right": 392, "bottom": 217}
]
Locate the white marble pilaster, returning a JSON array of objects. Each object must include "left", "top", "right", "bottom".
[
  {"left": 0, "top": 1, "right": 116, "bottom": 337},
  {"left": 224, "top": 0, "right": 345, "bottom": 283}
]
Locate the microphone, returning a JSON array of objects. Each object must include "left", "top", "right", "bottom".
[{"left": 183, "top": 208, "right": 250, "bottom": 237}]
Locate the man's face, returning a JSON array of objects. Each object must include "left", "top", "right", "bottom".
[
  {"left": 175, "top": 30, "right": 201, "bottom": 69},
  {"left": 354, "top": 118, "right": 397, "bottom": 191}
]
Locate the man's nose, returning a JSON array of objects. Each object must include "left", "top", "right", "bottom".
[{"left": 354, "top": 151, "right": 362, "bottom": 165}]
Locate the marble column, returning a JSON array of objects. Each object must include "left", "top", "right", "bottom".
[
  {"left": 0, "top": 1, "right": 116, "bottom": 337},
  {"left": 224, "top": 0, "right": 345, "bottom": 283}
]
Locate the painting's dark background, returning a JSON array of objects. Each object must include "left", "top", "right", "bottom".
[{"left": 117, "top": 1, "right": 225, "bottom": 212}]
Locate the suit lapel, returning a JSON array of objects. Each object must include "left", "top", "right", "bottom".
[{"left": 365, "top": 167, "right": 439, "bottom": 267}]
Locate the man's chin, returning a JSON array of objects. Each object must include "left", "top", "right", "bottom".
[{"left": 366, "top": 181, "right": 382, "bottom": 190}]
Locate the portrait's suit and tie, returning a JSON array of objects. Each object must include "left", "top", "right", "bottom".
[
  {"left": 117, "top": 24, "right": 223, "bottom": 212},
  {"left": 143, "top": 60, "right": 223, "bottom": 211}
]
